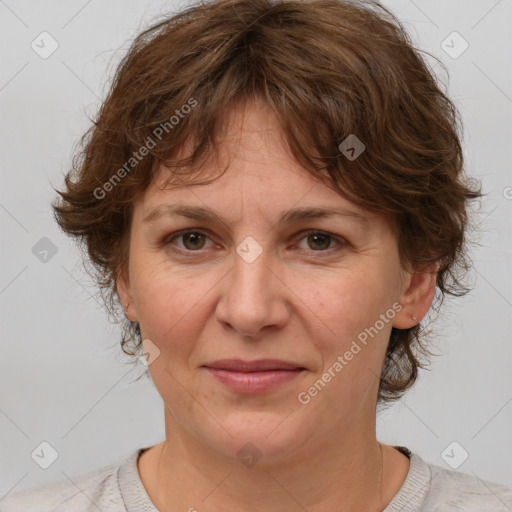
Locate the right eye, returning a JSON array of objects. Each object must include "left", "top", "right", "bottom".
[{"left": 165, "top": 229, "right": 217, "bottom": 253}]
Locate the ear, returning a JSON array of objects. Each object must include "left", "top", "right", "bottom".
[
  {"left": 116, "top": 267, "right": 138, "bottom": 323},
  {"left": 393, "top": 261, "right": 439, "bottom": 329}
]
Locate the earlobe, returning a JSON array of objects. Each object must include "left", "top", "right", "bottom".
[
  {"left": 393, "top": 262, "right": 438, "bottom": 329},
  {"left": 116, "top": 270, "right": 136, "bottom": 322}
]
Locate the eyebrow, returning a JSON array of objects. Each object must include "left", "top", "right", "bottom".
[{"left": 142, "top": 204, "right": 369, "bottom": 228}]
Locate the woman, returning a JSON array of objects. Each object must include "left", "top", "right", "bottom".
[{"left": 2, "top": 0, "right": 511, "bottom": 510}]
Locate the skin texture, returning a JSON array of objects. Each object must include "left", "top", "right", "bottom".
[{"left": 118, "top": 99, "right": 437, "bottom": 512}]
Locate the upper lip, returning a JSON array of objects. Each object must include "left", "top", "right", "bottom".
[{"left": 203, "top": 359, "right": 305, "bottom": 372}]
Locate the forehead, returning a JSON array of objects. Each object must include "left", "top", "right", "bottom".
[
  {"left": 135, "top": 164, "right": 380, "bottom": 241},
  {"left": 134, "top": 99, "right": 380, "bottom": 229}
]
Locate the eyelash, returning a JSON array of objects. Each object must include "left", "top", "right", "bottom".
[{"left": 164, "top": 229, "right": 346, "bottom": 256}]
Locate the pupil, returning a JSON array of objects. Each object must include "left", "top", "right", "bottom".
[
  {"left": 309, "top": 234, "right": 329, "bottom": 250},
  {"left": 185, "top": 233, "right": 204, "bottom": 249}
]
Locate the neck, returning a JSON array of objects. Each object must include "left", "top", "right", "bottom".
[{"left": 143, "top": 415, "right": 393, "bottom": 512}]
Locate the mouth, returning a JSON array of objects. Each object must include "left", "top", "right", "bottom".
[{"left": 202, "top": 359, "right": 306, "bottom": 394}]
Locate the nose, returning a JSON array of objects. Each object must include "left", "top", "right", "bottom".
[{"left": 215, "top": 244, "right": 290, "bottom": 338}]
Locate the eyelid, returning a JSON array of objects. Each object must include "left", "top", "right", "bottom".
[{"left": 164, "top": 228, "right": 346, "bottom": 254}]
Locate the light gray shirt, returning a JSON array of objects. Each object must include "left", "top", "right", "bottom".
[{"left": 1, "top": 446, "right": 511, "bottom": 511}]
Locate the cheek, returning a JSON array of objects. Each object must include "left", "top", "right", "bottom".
[
  {"left": 132, "top": 266, "right": 216, "bottom": 416},
  {"left": 303, "top": 273, "right": 395, "bottom": 400},
  {"left": 131, "top": 262, "right": 217, "bottom": 355},
  {"left": 309, "top": 273, "right": 389, "bottom": 346}
]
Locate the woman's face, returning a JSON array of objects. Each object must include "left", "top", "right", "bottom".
[{"left": 119, "top": 100, "right": 426, "bottom": 464}]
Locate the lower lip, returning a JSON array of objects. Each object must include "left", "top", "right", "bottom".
[{"left": 205, "top": 368, "right": 304, "bottom": 393}]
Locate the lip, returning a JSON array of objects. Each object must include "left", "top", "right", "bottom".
[
  {"left": 204, "top": 358, "right": 304, "bottom": 372},
  {"left": 203, "top": 359, "right": 306, "bottom": 394}
]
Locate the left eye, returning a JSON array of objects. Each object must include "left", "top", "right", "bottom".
[
  {"left": 165, "top": 230, "right": 343, "bottom": 253},
  {"left": 295, "top": 230, "right": 342, "bottom": 251}
]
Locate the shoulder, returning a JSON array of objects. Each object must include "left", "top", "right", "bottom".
[
  {"left": 390, "top": 447, "right": 512, "bottom": 511},
  {"left": 424, "top": 457, "right": 512, "bottom": 511},
  {"left": 0, "top": 452, "right": 133, "bottom": 512}
]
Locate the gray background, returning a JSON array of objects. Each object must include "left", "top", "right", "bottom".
[{"left": 1, "top": 0, "right": 511, "bottom": 496}]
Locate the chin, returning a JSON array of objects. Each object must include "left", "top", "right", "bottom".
[{"left": 201, "top": 409, "right": 311, "bottom": 466}]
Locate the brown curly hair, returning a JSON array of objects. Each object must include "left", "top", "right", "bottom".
[{"left": 51, "top": 0, "right": 481, "bottom": 404}]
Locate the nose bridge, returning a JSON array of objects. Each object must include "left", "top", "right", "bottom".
[
  {"left": 230, "top": 238, "right": 273, "bottom": 310},
  {"left": 233, "top": 239, "right": 270, "bottom": 297},
  {"left": 217, "top": 237, "right": 288, "bottom": 336}
]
